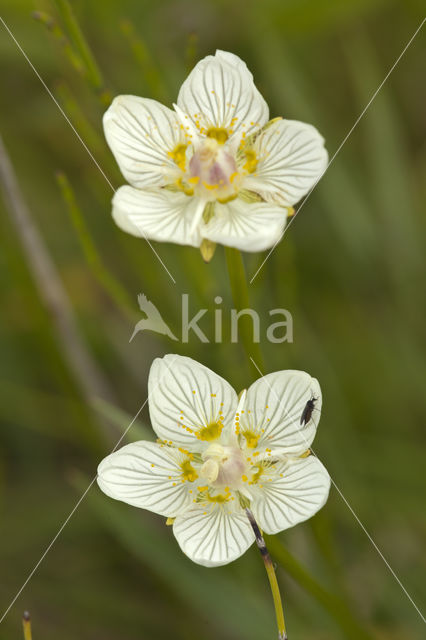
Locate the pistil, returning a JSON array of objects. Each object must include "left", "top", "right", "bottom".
[{"left": 188, "top": 138, "right": 238, "bottom": 200}]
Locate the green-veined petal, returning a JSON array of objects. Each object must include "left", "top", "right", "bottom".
[
  {"left": 148, "top": 355, "right": 238, "bottom": 449},
  {"left": 97, "top": 441, "right": 194, "bottom": 517}
]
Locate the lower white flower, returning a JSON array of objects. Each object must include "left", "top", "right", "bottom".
[
  {"left": 97, "top": 355, "right": 330, "bottom": 567},
  {"left": 103, "top": 50, "right": 328, "bottom": 257}
]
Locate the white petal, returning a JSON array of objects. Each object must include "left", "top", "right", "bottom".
[
  {"left": 177, "top": 50, "right": 269, "bottom": 144},
  {"left": 104, "top": 96, "right": 185, "bottom": 188},
  {"left": 148, "top": 355, "right": 238, "bottom": 448},
  {"left": 242, "top": 371, "right": 322, "bottom": 454},
  {"left": 201, "top": 198, "right": 287, "bottom": 252},
  {"left": 243, "top": 119, "right": 328, "bottom": 206},
  {"left": 173, "top": 503, "right": 255, "bottom": 566},
  {"left": 97, "top": 441, "right": 193, "bottom": 517},
  {"left": 112, "top": 186, "right": 202, "bottom": 247},
  {"left": 251, "top": 456, "right": 330, "bottom": 534}
]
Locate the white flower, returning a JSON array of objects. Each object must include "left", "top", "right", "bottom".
[
  {"left": 104, "top": 50, "right": 328, "bottom": 256},
  {"left": 97, "top": 355, "right": 330, "bottom": 567}
]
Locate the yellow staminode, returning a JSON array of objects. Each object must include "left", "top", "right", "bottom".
[
  {"left": 206, "top": 126, "right": 229, "bottom": 144},
  {"left": 250, "top": 466, "right": 263, "bottom": 484},
  {"left": 197, "top": 421, "right": 223, "bottom": 441},
  {"left": 243, "top": 148, "right": 258, "bottom": 173},
  {"left": 181, "top": 459, "right": 198, "bottom": 482},
  {"left": 168, "top": 143, "right": 188, "bottom": 171},
  {"left": 242, "top": 429, "right": 259, "bottom": 449}
]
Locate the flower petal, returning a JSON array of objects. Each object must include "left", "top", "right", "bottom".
[
  {"left": 112, "top": 186, "right": 202, "bottom": 247},
  {"left": 104, "top": 96, "right": 185, "bottom": 188},
  {"left": 177, "top": 50, "right": 269, "bottom": 144},
  {"left": 148, "top": 355, "right": 238, "bottom": 449},
  {"left": 201, "top": 198, "right": 287, "bottom": 251},
  {"left": 242, "top": 370, "right": 322, "bottom": 454},
  {"left": 173, "top": 503, "right": 255, "bottom": 566},
  {"left": 97, "top": 441, "right": 193, "bottom": 517},
  {"left": 243, "top": 119, "right": 328, "bottom": 206},
  {"left": 251, "top": 456, "right": 330, "bottom": 534}
]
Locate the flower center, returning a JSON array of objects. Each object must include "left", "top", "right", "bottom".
[
  {"left": 188, "top": 138, "right": 238, "bottom": 201},
  {"left": 200, "top": 443, "right": 246, "bottom": 488}
]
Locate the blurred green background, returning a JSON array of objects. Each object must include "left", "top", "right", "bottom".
[{"left": 0, "top": 0, "right": 425, "bottom": 638}]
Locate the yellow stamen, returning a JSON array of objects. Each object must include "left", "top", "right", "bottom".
[
  {"left": 206, "top": 492, "right": 230, "bottom": 503},
  {"left": 200, "top": 238, "right": 216, "bottom": 263},
  {"left": 201, "top": 180, "right": 219, "bottom": 190},
  {"left": 175, "top": 177, "right": 194, "bottom": 196},
  {"left": 299, "top": 449, "right": 311, "bottom": 458},
  {"left": 217, "top": 193, "right": 238, "bottom": 204}
]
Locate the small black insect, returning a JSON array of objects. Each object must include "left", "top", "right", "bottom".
[{"left": 300, "top": 396, "right": 318, "bottom": 427}]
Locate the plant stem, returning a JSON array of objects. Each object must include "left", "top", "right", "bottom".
[
  {"left": 0, "top": 133, "right": 115, "bottom": 450},
  {"left": 224, "top": 252, "right": 372, "bottom": 638},
  {"left": 225, "top": 247, "right": 265, "bottom": 376},
  {"left": 22, "top": 612, "right": 32, "bottom": 640},
  {"left": 55, "top": 171, "right": 136, "bottom": 322},
  {"left": 53, "top": 0, "right": 110, "bottom": 103},
  {"left": 32, "top": 10, "right": 84, "bottom": 74},
  {"left": 266, "top": 535, "right": 374, "bottom": 640},
  {"left": 246, "top": 509, "right": 287, "bottom": 639}
]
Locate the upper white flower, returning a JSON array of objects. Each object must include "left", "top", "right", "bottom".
[
  {"left": 104, "top": 50, "right": 328, "bottom": 255},
  {"left": 97, "top": 355, "right": 330, "bottom": 567}
]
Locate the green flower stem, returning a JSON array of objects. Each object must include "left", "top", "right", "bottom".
[
  {"left": 0, "top": 133, "right": 109, "bottom": 452},
  {"left": 265, "top": 535, "right": 374, "bottom": 640},
  {"left": 224, "top": 249, "right": 371, "bottom": 637},
  {"left": 32, "top": 10, "right": 84, "bottom": 74},
  {"left": 225, "top": 247, "right": 265, "bottom": 376},
  {"left": 246, "top": 509, "right": 288, "bottom": 639},
  {"left": 56, "top": 171, "right": 136, "bottom": 322},
  {"left": 53, "top": 0, "right": 110, "bottom": 103}
]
